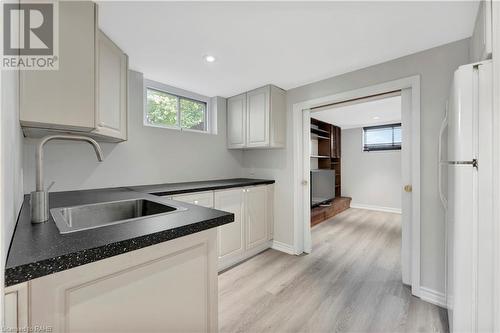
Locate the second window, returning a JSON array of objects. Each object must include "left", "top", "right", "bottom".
[{"left": 363, "top": 123, "right": 402, "bottom": 151}]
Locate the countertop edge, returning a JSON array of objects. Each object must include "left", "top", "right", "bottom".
[
  {"left": 128, "top": 179, "right": 276, "bottom": 196},
  {"left": 5, "top": 214, "right": 233, "bottom": 287}
]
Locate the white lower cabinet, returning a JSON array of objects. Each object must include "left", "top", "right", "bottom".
[
  {"left": 215, "top": 184, "right": 274, "bottom": 270},
  {"left": 6, "top": 229, "right": 218, "bottom": 333},
  {"left": 215, "top": 188, "right": 246, "bottom": 269},
  {"left": 172, "top": 191, "right": 214, "bottom": 208},
  {"left": 245, "top": 185, "right": 269, "bottom": 250},
  {"left": 4, "top": 283, "right": 29, "bottom": 332},
  {"left": 173, "top": 185, "right": 274, "bottom": 271}
]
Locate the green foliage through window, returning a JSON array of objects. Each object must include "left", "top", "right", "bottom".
[{"left": 146, "top": 88, "right": 207, "bottom": 131}]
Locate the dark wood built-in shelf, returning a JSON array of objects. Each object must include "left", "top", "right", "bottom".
[
  {"left": 311, "top": 127, "right": 330, "bottom": 136},
  {"left": 311, "top": 118, "right": 342, "bottom": 197},
  {"left": 310, "top": 117, "right": 348, "bottom": 226},
  {"left": 311, "top": 197, "right": 352, "bottom": 226},
  {"left": 311, "top": 133, "right": 330, "bottom": 140}
]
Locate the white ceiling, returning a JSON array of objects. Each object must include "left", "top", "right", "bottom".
[
  {"left": 312, "top": 96, "right": 401, "bottom": 129},
  {"left": 98, "top": 1, "right": 479, "bottom": 97}
]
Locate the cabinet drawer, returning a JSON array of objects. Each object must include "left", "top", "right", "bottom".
[{"left": 172, "top": 191, "right": 214, "bottom": 208}]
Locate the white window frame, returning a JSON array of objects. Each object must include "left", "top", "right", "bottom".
[{"left": 144, "top": 79, "right": 212, "bottom": 134}]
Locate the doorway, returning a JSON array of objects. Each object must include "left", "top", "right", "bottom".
[{"left": 292, "top": 76, "right": 421, "bottom": 296}]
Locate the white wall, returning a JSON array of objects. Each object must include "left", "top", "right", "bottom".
[
  {"left": 1, "top": 69, "right": 24, "bottom": 324},
  {"left": 242, "top": 38, "right": 470, "bottom": 295},
  {"left": 1, "top": 70, "right": 24, "bottom": 261},
  {"left": 341, "top": 128, "right": 401, "bottom": 212},
  {"left": 22, "top": 70, "right": 244, "bottom": 193}
]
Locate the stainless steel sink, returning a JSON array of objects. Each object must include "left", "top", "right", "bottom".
[{"left": 50, "top": 198, "right": 186, "bottom": 234}]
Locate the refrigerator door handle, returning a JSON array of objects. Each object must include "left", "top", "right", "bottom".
[
  {"left": 438, "top": 103, "right": 448, "bottom": 210},
  {"left": 447, "top": 160, "right": 476, "bottom": 165}
]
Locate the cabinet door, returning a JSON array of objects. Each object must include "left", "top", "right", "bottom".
[
  {"left": 172, "top": 191, "right": 214, "bottom": 208},
  {"left": 267, "top": 184, "right": 274, "bottom": 240},
  {"left": 20, "top": 1, "right": 96, "bottom": 131},
  {"left": 215, "top": 188, "right": 245, "bottom": 267},
  {"left": 29, "top": 229, "right": 218, "bottom": 333},
  {"left": 245, "top": 185, "right": 269, "bottom": 249},
  {"left": 246, "top": 86, "right": 270, "bottom": 147},
  {"left": 93, "top": 30, "right": 128, "bottom": 141},
  {"left": 227, "top": 94, "right": 247, "bottom": 148},
  {"left": 4, "top": 283, "right": 29, "bottom": 331}
]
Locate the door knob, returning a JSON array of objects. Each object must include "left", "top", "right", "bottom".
[
  {"left": 404, "top": 185, "right": 412, "bottom": 193},
  {"left": 302, "top": 180, "right": 308, "bottom": 185}
]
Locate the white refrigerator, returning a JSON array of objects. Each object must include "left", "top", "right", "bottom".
[{"left": 439, "top": 60, "right": 494, "bottom": 333}]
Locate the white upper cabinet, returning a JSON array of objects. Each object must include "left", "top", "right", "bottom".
[
  {"left": 94, "top": 30, "right": 128, "bottom": 141},
  {"left": 20, "top": 1, "right": 96, "bottom": 132},
  {"left": 227, "top": 93, "right": 247, "bottom": 148},
  {"left": 247, "top": 86, "right": 270, "bottom": 147},
  {"left": 470, "top": 0, "right": 492, "bottom": 62},
  {"left": 227, "top": 85, "right": 286, "bottom": 149},
  {"left": 20, "top": 2, "right": 128, "bottom": 142}
]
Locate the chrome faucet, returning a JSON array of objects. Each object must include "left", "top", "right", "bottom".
[{"left": 31, "top": 135, "right": 104, "bottom": 223}]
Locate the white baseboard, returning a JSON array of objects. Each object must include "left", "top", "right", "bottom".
[
  {"left": 271, "top": 240, "right": 297, "bottom": 255},
  {"left": 419, "top": 286, "right": 447, "bottom": 308},
  {"left": 350, "top": 203, "right": 402, "bottom": 214}
]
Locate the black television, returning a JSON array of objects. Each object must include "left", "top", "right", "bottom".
[{"left": 311, "top": 169, "right": 336, "bottom": 207}]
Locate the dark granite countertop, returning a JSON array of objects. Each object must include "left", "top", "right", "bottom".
[
  {"left": 128, "top": 178, "right": 275, "bottom": 196},
  {"left": 6, "top": 178, "right": 274, "bottom": 287}
]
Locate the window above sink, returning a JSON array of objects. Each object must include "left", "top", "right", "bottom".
[{"left": 144, "top": 79, "right": 214, "bottom": 134}]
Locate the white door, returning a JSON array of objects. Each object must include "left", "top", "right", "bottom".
[
  {"left": 245, "top": 186, "right": 268, "bottom": 249},
  {"left": 172, "top": 192, "right": 214, "bottom": 208},
  {"left": 93, "top": 30, "right": 128, "bottom": 140},
  {"left": 215, "top": 188, "right": 245, "bottom": 266},
  {"left": 246, "top": 86, "right": 270, "bottom": 147},
  {"left": 401, "top": 88, "right": 412, "bottom": 286},
  {"left": 227, "top": 93, "right": 247, "bottom": 148},
  {"left": 302, "top": 110, "right": 312, "bottom": 253}
]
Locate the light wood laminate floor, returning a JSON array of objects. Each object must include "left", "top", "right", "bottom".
[{"left": 219, "top": 208, "right": 448, "bottom": 333}]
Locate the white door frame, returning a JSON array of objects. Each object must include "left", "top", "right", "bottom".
[
  {"left": 491, "top": 2, "right": 500, "bottom": 330},
  {"left": 292, "top": 75, "right": 421, "bottom": 296}
]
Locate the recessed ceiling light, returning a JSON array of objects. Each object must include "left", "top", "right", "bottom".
[
  {"left": 373, "top": 116, "right": 380, "bottom": 120},
  {"left": 204, "top": 55, "right": 216, "bottom": 63}
]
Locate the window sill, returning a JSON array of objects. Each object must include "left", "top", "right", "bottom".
[{"left": 143, "top": 122, "right": 215, "bottom": 135}]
